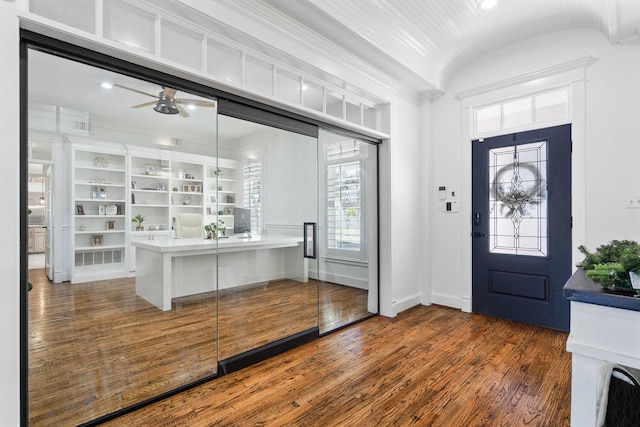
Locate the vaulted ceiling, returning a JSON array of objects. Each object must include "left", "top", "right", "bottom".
[{"left": 255, "top": 0, "right": 640, "bottom": 93}]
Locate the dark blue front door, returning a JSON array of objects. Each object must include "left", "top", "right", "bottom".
[{"left": 472, "top": 124, "right": 572, "bottom": 331}]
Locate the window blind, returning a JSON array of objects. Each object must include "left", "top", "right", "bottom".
[{"left": 243, "top": 162, "right": 262, "bottom": 234}]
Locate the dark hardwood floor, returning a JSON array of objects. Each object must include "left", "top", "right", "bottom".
[
  {"left": 103, "top": 303, "right": 572, "bottom": 426},
  {"left": 28, "top": 269, "right": 216, "bottom": 426},
  {"left": 27, "top": 268, "right": 372, "bottom": 426}
]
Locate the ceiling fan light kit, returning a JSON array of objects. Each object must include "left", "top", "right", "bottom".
[
  {"left": 112, "top": 83, "right": 215, "bottom": 118},
  {"left": 153, "top": 93, "right": 180, "bottom": 115}
]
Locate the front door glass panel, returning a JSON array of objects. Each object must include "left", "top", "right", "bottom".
[{"left": 489, "top": 141, "right": 547, "bottom": 257}]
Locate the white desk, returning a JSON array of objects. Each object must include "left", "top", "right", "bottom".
[{"left": 132, "top": 235, "right": 308, "bottom": 310}]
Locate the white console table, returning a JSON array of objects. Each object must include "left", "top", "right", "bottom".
[
  {"left": 564, "top": 269, "right": 640, "bottom": 426},
  {"left": 132, "top": 235, "right": 308, "bottom": 310}
]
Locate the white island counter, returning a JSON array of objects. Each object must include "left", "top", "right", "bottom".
[{"left": 133, "top": 235, "right": 308, "bottom": 310}]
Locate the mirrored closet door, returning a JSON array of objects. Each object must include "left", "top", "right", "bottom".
[
  {"left": 26, "top": 49, "right": 219, "bottom": 426},
  {"left": 216, "top": 114, "right": 320, "bottom": 369},
  {"left": 24, "top": 45, "right": 379, "bottom": 426},
  {"left": 318, "top": 129, "right": 379, "bottom": 334}
]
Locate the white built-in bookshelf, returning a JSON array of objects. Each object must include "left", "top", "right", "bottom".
[{"left": 71, "top": 143, "right": 237, "bottom": 282}]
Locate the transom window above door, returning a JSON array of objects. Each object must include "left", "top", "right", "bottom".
[{"left": 473, "top": 87, "right": 569, "bottom": 136}]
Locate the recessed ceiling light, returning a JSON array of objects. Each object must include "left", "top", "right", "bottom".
[
  {"left": 100, "top": 82, "right": 113, "bottom": 89},
  {"left": 187, "top": 104, "right": 196, "bottom": 111},
  {"left": 478, "top": 0, "right": 497, "bottom": 9}
]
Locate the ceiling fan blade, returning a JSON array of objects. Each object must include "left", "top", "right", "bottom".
[
  {"left": 175, "top": 98, "right": 217, "bottom": 107},
  {"left": 131, "top": 101, "right": 157, "bottom": 109},
  {"left": 113, "top": 84, "right": 159, "bottom": 99},
  {"left": 176, "top": 103, "right": 190, "bottom": 118}
]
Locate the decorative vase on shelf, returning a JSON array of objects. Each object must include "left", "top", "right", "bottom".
[{"left": 93, "top": 156, "right": 108, "bottom": 168}]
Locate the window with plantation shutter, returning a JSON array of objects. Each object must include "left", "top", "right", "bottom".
[
  {"left": 243, "top": 161, "right": 262, "bottom": 234},
  {"left": 326, "top": 139, "right": 363, "bottom": 259}
]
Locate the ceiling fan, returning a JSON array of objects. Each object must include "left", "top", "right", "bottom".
[{"left": 113, "top": 84, "right": 216, "bottom": 117}]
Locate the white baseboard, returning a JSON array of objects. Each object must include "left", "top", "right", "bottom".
[
  {"left": 393, "top": 293, "right": 421, "bottom": 315},
  {"left": 431, "top": 292, "right": 464, "bottom": 310},
  {"left": 309, "top": 269, "right": 368, "bottom": 290},
  {"left": 388, "top": 292, "right": 469, "bottom": 316},
  {"left": 53, "top": 271, "right": 70, "bottom": 283},
  {"left": 461, "top": 295, "right": 472, "bottom": 313}
]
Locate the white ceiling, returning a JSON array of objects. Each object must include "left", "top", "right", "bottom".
[
  {"left": 259, "top": 0, "right": 640, "bottom": 93},
  {"left": 28, "top": 49, "right": 265, "bottom": 153}
]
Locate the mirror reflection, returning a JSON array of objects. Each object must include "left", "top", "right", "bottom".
[
  {"left": 318, "top": 130, "right": 378, "bottom": 333},
  {"left": 26, "top": 48, "right": 377, "bottom": 426},
  {"left": 27, "top": 49, "right": 219, "bottom": 425},
  {"left": 216, "top": 116, "right": 319, "bottom": 363}
]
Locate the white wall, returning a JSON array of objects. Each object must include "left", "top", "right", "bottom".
[
  {"left": 0, "top": 1, "right": 21, "bottom": 424},
  {"left": 428, "top": 29, "right": 640, "bottom": 310},
  {"left": 387, "top": 95, "right": 423, "bottom": 314},
  {"left": 584, "top": 36, "right": 640, "bottom": 245}
]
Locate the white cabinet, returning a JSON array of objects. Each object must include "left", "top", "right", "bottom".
[
  {"left": 129, "top": 230, "right": 173, "bottom": 272},
  {"left": 72, "top": 146, "right": 127, "bottom": 283},
  {"left": 567, "top": 301, "right": 640, "bottom": 426},
  {"left": 28, "top": 227, "right": 46, "bottom": 253},
  {"left": 33, "top": 228, "right": 46, "bottom": 253}
]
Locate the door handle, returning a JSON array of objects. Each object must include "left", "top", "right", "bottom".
[
  {"left": 472, "top": 232, "right": 487, "bottom": 238},
  {"left": 303, "top": 222, "right": 316, "bottom": 259}
]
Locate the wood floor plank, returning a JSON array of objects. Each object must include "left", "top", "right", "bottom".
[{"left": 102, "top": 305, "right": 571, "bottom": 426}]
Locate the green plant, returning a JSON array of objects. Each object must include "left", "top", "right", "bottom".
[
  {"left": 204, "top": 220, "right": 225, "bottom": 239},
  {"left": 578, "top": 240, "right": 640, "bottom": 289},
  {"left": 131, "top": 214, "right": 145, "bottom": 225},
  {"left": 585, "top": 262, "right": 626, "bottom": 287}
]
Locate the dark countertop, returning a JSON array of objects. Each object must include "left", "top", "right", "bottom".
[{"left": 563, "top": 268, "right": 640, "bottom": 312}]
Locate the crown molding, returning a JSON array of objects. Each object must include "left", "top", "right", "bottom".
[
  {"left": 178, "top": 0, "right": 432, "bottom": 98},
  {"left": 455, "top": 55, "right": 597, "bottom": 100},
  {"left": 215, "top": 0, "right": 397, "bottom": 86}
]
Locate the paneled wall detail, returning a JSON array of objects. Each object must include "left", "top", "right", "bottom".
[{"left": 21, "top": 0, "right": 389, "bottom": 134}]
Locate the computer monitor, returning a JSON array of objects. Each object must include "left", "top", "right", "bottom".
[{"left": 233, "top": 207, "right": 252, "bottom": 235}]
